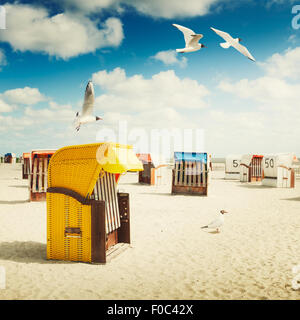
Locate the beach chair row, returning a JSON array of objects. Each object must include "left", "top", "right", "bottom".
[
  {"left": 225, "top": 153, "right": 296, "bottom": 188},
  {"left": 21, "top": 143, "right": 297, "bottom": 265}
]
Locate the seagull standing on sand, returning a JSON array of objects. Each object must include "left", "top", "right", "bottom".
[
  {"left": 210, "top": 27, "right": 256, "bottom": 62},
  {"left": 74, "top": 80, "right": 103, "bottom": 132},
  {"left": 201, "top": 210, "right": 228, "bottom": 233},
  {"left": 172, "top": 23, "right": 206, "bottom": 53}
]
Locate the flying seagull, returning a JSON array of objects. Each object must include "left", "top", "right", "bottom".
[
  {"left": 210, "top": 27, "right": 256, "bottom": 62},
  {"left": 74, "top": 80, "right": 103, "bottom": 132},
  {"left": 201, "top": 210, "right": 228, "bottom": 233},
  {"left": 172, "top": 23, "right": 206, "bottom": 53}
]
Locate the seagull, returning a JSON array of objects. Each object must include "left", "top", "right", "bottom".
[
  {"left": 210, "top": 27, "right": 256, "bottom": 62},
  {"left": 74, "top": 80, "right": 103, "bottom": 132},
  {"left": 172, "top": 23, "right": 206, "bottom": 53},
  {"left": 201, "top": 210, "right": 228, "bottom": 233}
]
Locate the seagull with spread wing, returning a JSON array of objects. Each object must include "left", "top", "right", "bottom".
[
  {"left": 74, "top": 80, "right": 103, "bottom": 132},
  {"left": 210, "top": 27, "right": 256, "bottom": 62},
  {"left": 172, "top": 23, "right": 206, "bottom": 53}
]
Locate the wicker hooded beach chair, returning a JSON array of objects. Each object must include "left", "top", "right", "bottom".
[{"left": 46, "top": 142, "right": 143, "bottom": 264}]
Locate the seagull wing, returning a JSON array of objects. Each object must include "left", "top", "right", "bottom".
[
  {"left": 189, "top": 34, "right": 203, "bottom": 47},
  {"left": 210, "top": 27, "right": 233, "bottom": 43},
  {"left": 232, "top": 42, "right": 256, "bottom": 61},
  {"left": 173, "top": 23, "right": 195, "bottom": 47},
  {"left": 82, "top": 84, "right": 95, "bottom": 116},
  {"left": 211, "top": 27, "right": 256, "bottom": 61},
  {"left": 82, "top": 99, "right": 94, "bottom": 117},
  {"left": 207, "top": 217, "right": 223, "bottom": 229}
]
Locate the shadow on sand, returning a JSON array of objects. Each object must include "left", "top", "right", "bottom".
[
  {"left": 281, "top": 197, "right": 300, "bottom": 202},
  {"left": 208, "top": 230, "right": 221, "bottom": 235},
  {"left": 237, "top": 184, "right": 271, "bottom": 189},
  {"left": 201, "top": 229, "right": 220, "bottom": 235},
  {"left": 0, "top": 241, "right": 72, "bottom": 264},
  {"left": 0, "top": 241, "right": 128, "bottom": 265},
  {"left": 118, "top": 182, "right": 140, "bottom": 186},
  {"left": 140, "top": 192, "right": 172, "bottom": 196},
  {"left": 0, "top": 200, "right": 29, "bottom": 205},
  {"left": 8, "top": 185, "right": 28, "bottom": 189}
]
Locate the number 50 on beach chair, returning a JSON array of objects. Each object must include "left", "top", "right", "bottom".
[{"left": 46, "top": 143, "right": 143, "bottom": 264}]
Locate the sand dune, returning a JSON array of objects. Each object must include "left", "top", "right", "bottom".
[{"left": 0, "top": 164, "right": 299, "bottom": 299}]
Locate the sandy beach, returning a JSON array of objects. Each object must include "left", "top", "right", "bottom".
[{"left": 0, "top": 163, "right": 299, "bottom": 300}]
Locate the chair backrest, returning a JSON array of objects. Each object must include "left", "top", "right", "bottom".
[{"left": 93, "top": 171, "right": 120, "bottom": 234}]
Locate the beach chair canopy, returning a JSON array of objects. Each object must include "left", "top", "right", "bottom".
[
  {"left": 136, "top": 153, "right": 151, "bottom": 164},
  {"left": 136, "top": 153, "right": 167, "bottom": 168},
  {"left": 174, "top": 152, "right": 207, "bottom": 163},
  {"left": 31, "top": 149, "right": 56, "bottom": 159},
  {"left": 48, "top": 142, "right": 143, "bottom": 198},
  {"left": 240, "top": 154, "right": 263, "bottom": 166},
  {"left": 23, "top": 152, "right": 31, "bottom": 159}
]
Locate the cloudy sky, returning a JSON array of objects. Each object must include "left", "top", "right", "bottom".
[{"left": 0, "top": 0, "right": 299, "bottom": 157}]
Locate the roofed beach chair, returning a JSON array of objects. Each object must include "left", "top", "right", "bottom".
[{"left": 46, "top": 142, "right": 143, "bottom": 264}]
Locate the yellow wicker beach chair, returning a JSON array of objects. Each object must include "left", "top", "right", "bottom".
[{"left": 47, "top": 142, "right": 143, "bottom": 263}]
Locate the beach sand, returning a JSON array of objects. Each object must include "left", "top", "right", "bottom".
[{"left": 0, "top": 163, "right": 299, "bottom": 300}]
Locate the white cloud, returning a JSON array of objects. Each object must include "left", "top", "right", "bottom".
[
  {"left": 61, "top": 0, "right": 119, "bottom": 12},
  {"left": 92, "top": 67, "right": 210, "bottom": 114},
  {"left": 214, "top": 46, "right": 300, "bottom": 154},
  {"left": 0, "top": 99, "right": 13, "bottom": 113},
  {"left": 152, "top": 50, "right": 187, "bottom": 68},
  {"left": 0, "top": 99, "right": 76, "bottom": 134},
  {"left": 0, "top": 4, "right": 124, "bottom": 59},
  {"left": 121, "top": 0, "right": 222, "bottom": 18},
  {"left": 2, "top": 87, "right": 46, "bottom": 105},
  {"left": 23, "top": 102, "right": 75, "bottom": 123},
  {"left": 259, "top": 47, "right": 300, "bottom": 80},
  {"left": 218, "top": 76, "right": 300, "bottom": 106},
  {"left": 0, "top": 49, "right": 6, "bottom": 67},
  {"left": 60, "top": 0, "right": 226, "bottom": 18}
]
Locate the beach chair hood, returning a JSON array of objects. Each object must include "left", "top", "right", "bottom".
[{"left": 48, "top": 142, "right": 143, "bottom": 198}]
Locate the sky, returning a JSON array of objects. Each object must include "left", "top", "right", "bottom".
[{"left": 0, "top": 0, "right": 300, "bottom": 157}]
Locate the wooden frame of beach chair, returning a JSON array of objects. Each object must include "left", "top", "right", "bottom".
[
  {"left": 172, "top": 152, "right": 209, "bottom": 196},
  {"left": 46, "top": 142, "right": 143, "bottom": 264},
  {"left": 29, "top": 150, "right": 56, "bottom": 201},
  {"left": 240, "top": 154, "right": 264, "bottom": 182},
  {"left": 137, "top": 154, "right": 152, "bottom": 184},
  {"left": 262, "top": 154, "right": 295, "bottom": 188},
  {"left": 136, "top": 153, "right": 168, "bottom": 185},
  {"left": 22, "top": 152, "right": 31, "bottom": 180}
]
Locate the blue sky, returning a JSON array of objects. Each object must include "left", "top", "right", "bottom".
[{"left": 0, "top": 0, "right": 300, "bottom": 157}]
